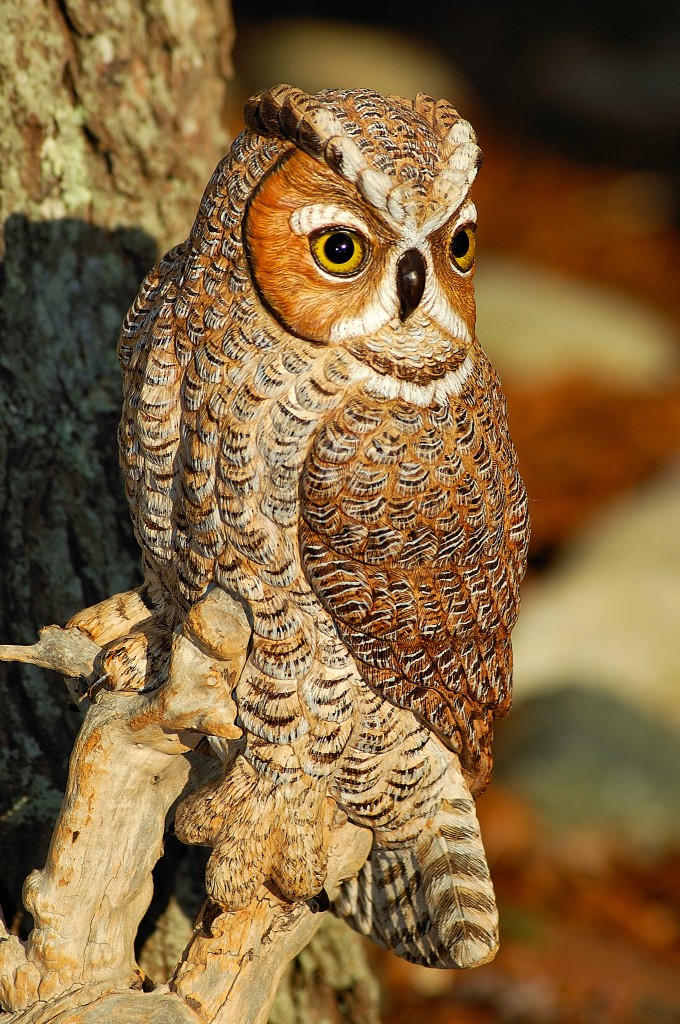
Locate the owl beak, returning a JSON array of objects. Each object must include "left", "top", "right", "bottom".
[{"left": 397, "top": 249, "right": 426, "bottom": 322}]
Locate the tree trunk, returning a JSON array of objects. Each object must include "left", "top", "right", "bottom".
[
  {"left": 0, "top": 3, "right": 380, "bottom": 1020},
  {"left": 0, "top": 0, "right": 233, "bottom": 933}
]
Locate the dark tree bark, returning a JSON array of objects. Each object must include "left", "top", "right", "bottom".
[
  {"left": 0, "top": 0, "right": 233, "bottom": 928},
  {"left": 0, "top": 3, "right": 380, "bottom": 1020}
]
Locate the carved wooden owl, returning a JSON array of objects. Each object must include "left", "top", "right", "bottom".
[{"left": 118, "top": 85, "right": 529, "bottom": 969}]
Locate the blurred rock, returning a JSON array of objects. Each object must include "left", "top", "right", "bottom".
[
  {"left": 493, "top": 686, "right": 680, "bottom": 849},
  {"left": 475, "top": 256, "right": 680, "bottom": 386},
  {"left": 233, "top": 17, "right": 471, "bottom": 108},
  {"left": 512, "top": 465, "right": 680, "bottom": 729}
]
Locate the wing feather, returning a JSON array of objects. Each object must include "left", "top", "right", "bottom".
[{"left": 300, "top": 363, "right": 528, "bottom": 791}]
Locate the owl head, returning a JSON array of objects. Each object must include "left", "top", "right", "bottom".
[{"left": 189, "top": 85, "right": 482, "bottom": 392}]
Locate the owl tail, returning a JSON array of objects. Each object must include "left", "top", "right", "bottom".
[{"left": 332, "top": 769, "right": 498, "bottom": 969}]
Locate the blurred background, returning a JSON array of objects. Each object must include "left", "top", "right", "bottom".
[{"left": 227, "top": 3, "right": 680, "bottom": 1022}]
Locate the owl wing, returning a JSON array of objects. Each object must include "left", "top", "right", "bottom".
[
  {"left": 118, "top": 218, "right": 248, "bottom": 612},
  {"left": 118, "top": 237, "right": 227, "bottom": 610},
  {"left": 118, "top": 243, "right": 190, "bottom": 586},
  {"left": 299, "top": 373, "right": 528, "bottom": 790}
]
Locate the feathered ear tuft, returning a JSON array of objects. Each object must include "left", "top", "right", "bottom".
[
  {"left": 244, "top": 85, "right": 343, "bottom": 159},
  {"left": 243, "top": 85, "right": 482, "bottom": 228},
  {"left": 243, "top": 84, "right": 297, "bottom": 136}
]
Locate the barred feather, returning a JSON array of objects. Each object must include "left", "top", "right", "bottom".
[{"left": 333, "top": 754, "right": 498, "bottom": 969}]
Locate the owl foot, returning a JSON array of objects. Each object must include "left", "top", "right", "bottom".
[
  {"left": 305, "top": 888, "right": 330, "bottom": 914},
  {"left": 91, "top": 619, "right": 172, "bottom": 693},
  {"left": 175, "top": 755, "right": 336, "bottom": 910},
  {"left": 67, "top": 587, "right": 155, "bottom": 646}
]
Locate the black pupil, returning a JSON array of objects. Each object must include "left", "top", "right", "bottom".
[
  {"left": 324, "top": 231, "right": 355, "bottom": 265},
  {"left": 451, "top": 229, "right": 470, "bottom": 259}
]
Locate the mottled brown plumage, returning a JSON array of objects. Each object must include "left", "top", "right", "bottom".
[{"left": 116, "top": 85, "right": 529, "bottom": 969}]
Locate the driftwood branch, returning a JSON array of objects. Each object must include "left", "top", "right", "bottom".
[{"left": 0, "top": 589, "right": 373, "bottom": 1023}]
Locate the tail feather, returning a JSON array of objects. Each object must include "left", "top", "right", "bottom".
[
  {"left": 334, "top": 848, "right": 449, "bottom": 967},
  {"left": 333, "top": 765, "right": 498, "bottom": 969}
]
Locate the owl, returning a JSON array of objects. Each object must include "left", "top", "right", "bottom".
[{"left": 116, "top": 85, "right": 529, "bottom": 969}]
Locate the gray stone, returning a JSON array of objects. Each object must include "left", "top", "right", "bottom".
[
  {"left": 494, "top": 685, "right": 680, "bottom": 849},
  {"left": 512, "top": 466, "right": 680, "bottom": 729},
  {"left": 475, "top": 256, "right": 680, "bottom": 386}
]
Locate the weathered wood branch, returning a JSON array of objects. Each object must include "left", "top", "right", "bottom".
[{"left": 0, "top": 588, "right": 373, "bottom": 1023}]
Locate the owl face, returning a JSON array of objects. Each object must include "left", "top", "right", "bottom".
[{"left": 239, "top": 89, "right": 481, "bottom": 389}]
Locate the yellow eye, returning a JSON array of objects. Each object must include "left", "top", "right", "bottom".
[
  {"left": 450, "top": 225, "right": 476, "bottom": 273},
  {"left": 310, "top": 228, "right": 367, "bottom": 276}
]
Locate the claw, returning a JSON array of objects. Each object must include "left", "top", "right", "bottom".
[
  {"left": 198, "top": 900, "right": 223, "bottom": 938},
  {"left": 87, "top": 672, "right": 110, "bottom": 700},
  {"left": 306, "top": 888, "right": 330, "bottom": 914}
]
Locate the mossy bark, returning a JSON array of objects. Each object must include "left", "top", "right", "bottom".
[
  {"left": 0, "top": 0, "right": 233, "bottom": 929},
  {"left": 0, "top": 3, "right": 381, "bottom": 1020}
]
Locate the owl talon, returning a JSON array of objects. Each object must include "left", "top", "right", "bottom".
[
  {"left": 198, "top": 899, "right": 224, "bottom": 937},
  {"left": 87, "top": 672, "right": 110, "bottom": 699},
  {"left": 306, "top": 888, "right": 330, "bottom": 914}
]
